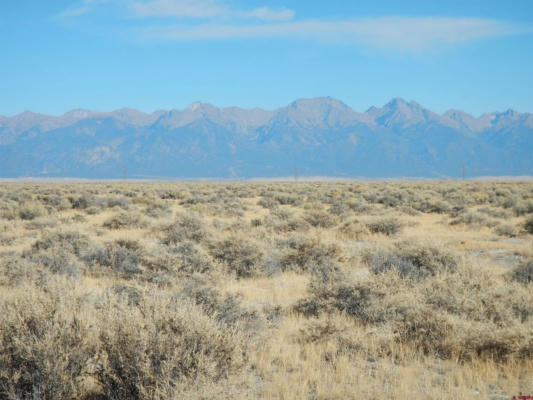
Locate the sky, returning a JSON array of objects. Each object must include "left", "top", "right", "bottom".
[{"left": 1, "top": 0, "right": 533, "bottom": 117}]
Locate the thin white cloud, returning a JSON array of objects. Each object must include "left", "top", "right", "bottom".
[
  {"left": 57, "top": 6, "right": 91, "bottom": 17},
  {"left": 55, "top": 1, "right": 528, "bottom": 52},
  {"left": 56, "top": 0, "right": 112, "bottom": 18},
  {"left": 143, "top": 17, "right": 525, "bottom": 51},
  {"left": 131, "top": 0, "right": 295, "bottom": 21},
  {"left": 132, "top": 0, "right": 225, "bottom": 18},
  {"left": 236, "top": 7, "right": 295, "bottom": 22}
]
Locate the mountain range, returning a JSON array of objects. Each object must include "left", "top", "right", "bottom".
[{"left": 1, "top": 97, "right": 532, "bottom": 179}]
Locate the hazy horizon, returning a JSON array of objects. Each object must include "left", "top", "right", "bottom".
[{"left": 2, "top": 96, "right": 531, "bottom": 119}]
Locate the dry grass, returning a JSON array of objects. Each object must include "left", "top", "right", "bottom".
[{"left": 0, "top": 181, "right": 532, "bottom": 399}]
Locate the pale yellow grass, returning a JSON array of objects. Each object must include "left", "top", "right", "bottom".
[
  {"left": 1, "top": 181, "right": 531, "bottom": 399},
  {"left": 219, "top": 272, "right": 309, "bottom": 309},
  {"left": 251, "top": 313, "right": 532, "bottom": 400}
]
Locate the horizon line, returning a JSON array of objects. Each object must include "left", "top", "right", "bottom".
[{"left": 1, "top": 175, "right": 532, "bottom": 183}]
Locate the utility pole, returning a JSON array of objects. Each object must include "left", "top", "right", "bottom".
[
  {"left": 294, "top": 167, "right": 299, "bottom": 183},
  {"left": 122, "top": 165, "right": 127, "bottom": 181}
]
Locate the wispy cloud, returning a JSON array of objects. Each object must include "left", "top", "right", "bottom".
[
  {"left": 56, "top": 0, "right": 111, "bottom": 18},
  {"left": 143, "top": 17, "right": 524, "bottom": 51},
  {"left": 56, "top": 0, "right": 528, "bottom": 52},
  {"left": 57, "top": 6, "right": 91, "bottom": 17},
  {"left": 131, "top": 0, "right": 294, "bottom": 21}
]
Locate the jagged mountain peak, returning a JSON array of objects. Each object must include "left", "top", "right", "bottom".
[
  {"left": 185, "top": 101, "right": 218, "bottom": 113},
  {"left": 486, "top": 108, "right": 528, "bottom": 131},
  {"left": 112, "top": 107, "right": 146, "bottom": 115},
  {"left": 493, "top": 108, "right": 520, "bottom": 120},
  {"left": 2, "top": 98, "right": 532, "bottom": 136},
  {"left": 187, "top": 101, "right": 202, "bottom": 111},
  {"left": 12, "top": 110, "right": 49, "bottom": 121},
  {"left": 110, "top": 108, "right": 159, "bottom": 126},
  {"left": 271, "top": 96, "right": 367, "bottom": 129},
  {"left": 444, "top": 108, "right": 478, "bottom": 124},
  {"left": 366, "top": 97, "right": 440, "bottom": 129},
  {"left": 1, "top": 97, "right": 532, "bottom": 178},
  {"left": 444, "top": 109, "right": 471, "bottom": 119},
  {"left": 289, "top": 96, "right": 349, "bottom": 108},
  {"left": 3, "top": 111, "right": 57, "bottom": 132},
  {"left": 442, "top": 109, "right": 485, "bottom": 132},
  {"left": 157, "top": 102, "right": 224, "bottom": 129},
  {"left": 381, "top": 97, "right": 424, "bottom": 112},
  {"left": 62, "top": 109, "right": 95, "bottom": 119},
  {"left": 384, "top": 97, "right": 426, "bottom": 112},
  {"left": 384, "top": 97, "right": 409, "bottom": 108}
]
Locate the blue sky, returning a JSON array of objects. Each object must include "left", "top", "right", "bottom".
[{"left": 1, "top": 0, "right": 532, "bottom": 117}]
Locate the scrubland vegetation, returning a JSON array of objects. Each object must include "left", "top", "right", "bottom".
[{"left": 0, "top": 180, "right": 532, "bottom": 399}]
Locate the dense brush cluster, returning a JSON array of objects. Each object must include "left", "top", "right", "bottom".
[{"left": 0, "top": 181, "right": 531, "bottom": 399}]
